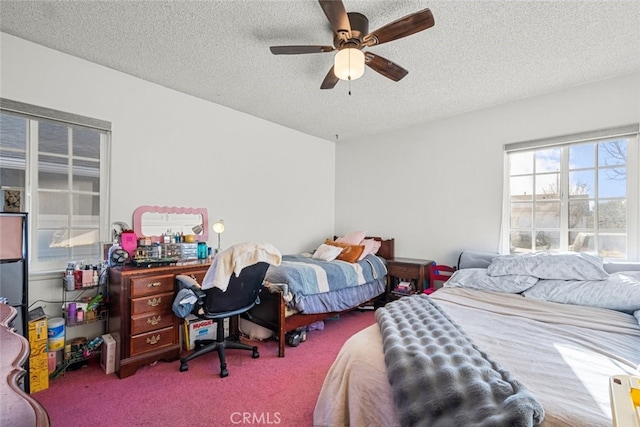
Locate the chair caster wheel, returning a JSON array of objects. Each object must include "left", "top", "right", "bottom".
[
  {"left": 180, "top": 362, "right": 189, "bottom": 372},
  {"left": 220, "top": 368, "right": 229, "bottom": 378},
  {"left": 252, "top": 347, "right": 259, "bottom": 359}
]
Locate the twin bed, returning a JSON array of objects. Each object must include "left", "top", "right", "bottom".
[
  {"left": 313, "top": 250, "right": 640, "bottom": 426},
  {"left": 247, "top": 236, "right": 394, "bottom": 357}
]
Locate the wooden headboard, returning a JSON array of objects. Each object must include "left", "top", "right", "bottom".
[
  {"left": 332, "top": 235, "right": 395, "bottom": 260},
  {"left": 368, "top": 236, "right": 394, "bottom": 260}
]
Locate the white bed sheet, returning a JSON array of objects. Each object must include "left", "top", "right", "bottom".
[{"left": 313, "top": 288, "right": 640, "bottom": 427}]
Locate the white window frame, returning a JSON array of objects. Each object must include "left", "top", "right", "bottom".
[
  {"left": 501, "top": 124, "right": 640, "bottom": 261},
  {"left": 0, "top": 98, "right": 111, "bottom": 273}
]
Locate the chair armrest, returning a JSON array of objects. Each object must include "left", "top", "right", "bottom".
[
  {"left": 192, "top": 286, "right": 206, "bottom": 300},
  {"left": 175, "top": 275, "right": 207, "bottom": 317},
  {"left": 176, "top": 274, "right": 201, "bottom": 289},
  {"left": 190, "top": 286, "right": 208, "bottom": 316}
]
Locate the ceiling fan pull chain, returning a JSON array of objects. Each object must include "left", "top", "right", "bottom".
[{"left": 348, "top": 52, "right": 352, "bottom": 95}]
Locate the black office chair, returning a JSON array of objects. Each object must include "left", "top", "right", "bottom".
[{"left": 177, "top": 261, "right": 270, "bottom": 378}]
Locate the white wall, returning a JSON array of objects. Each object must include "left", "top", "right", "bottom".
[
  {"left": 336, "top": 72, "right": 640, "bottom": 266},
  {"left": 3, "top": 31, "right": 639, "bottom": 300},
  {"left": 1, "top": 33, "right": 336, "bottom": 314},
  {"left": 1, "top": 32, "right": 336, "bottom": 254}
]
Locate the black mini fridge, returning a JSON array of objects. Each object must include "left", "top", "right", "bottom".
[{"left": 0, "top": 212, "right": 29, "bottom": 390}]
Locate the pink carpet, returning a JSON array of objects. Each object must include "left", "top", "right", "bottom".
[{"left": 32, "top": 310, "right": 375, "bottom": 427}]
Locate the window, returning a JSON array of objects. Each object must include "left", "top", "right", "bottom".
[
  {"left": 0, "top": 99, "right": 111, "bottom": 272},
  {"left": 503, "top": 124, "right": 639, "bottom": 261}
]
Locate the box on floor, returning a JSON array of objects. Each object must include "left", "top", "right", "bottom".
[
  {"left": 182, "top": 315, "right": 229, "bottom": 351},
  {"left": 28, "top": 310, "right": 48, "bottom": 393}
]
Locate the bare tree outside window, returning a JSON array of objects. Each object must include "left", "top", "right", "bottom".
[{"left": 507, "top": 133, "right": 636, "bottom": 260}]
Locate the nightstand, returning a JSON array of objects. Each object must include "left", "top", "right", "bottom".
[{"left": 387, "top": 258, "right": 435, "bottom": 299}]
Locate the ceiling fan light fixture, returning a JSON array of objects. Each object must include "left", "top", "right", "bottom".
[{"left": 334, "top": 48, "right": 365, "bottom": 81}]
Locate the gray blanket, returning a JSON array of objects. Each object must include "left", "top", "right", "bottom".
[{"left": 375, "top": 294, "right": 545, "bottom": 427}]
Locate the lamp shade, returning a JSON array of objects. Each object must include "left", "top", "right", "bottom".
[
  {"left": 213, "top": 220, "right": 225, "bottom": 234},
  {"left": 334, "top": 48, "right": 365, "bottom": 81}
]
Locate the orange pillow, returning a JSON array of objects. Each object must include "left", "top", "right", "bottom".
[{"left": 324, "top": 239, "right": 365, "bottom": 263}]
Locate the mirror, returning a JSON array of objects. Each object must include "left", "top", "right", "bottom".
[{"left": 133, "top": 206, "right": 209, "bottom": 243}]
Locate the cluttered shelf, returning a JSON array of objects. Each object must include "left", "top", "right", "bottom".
[
  {"left": 64, "top": 309, "right": 108, "bottom": 327},
  {"left": 50, "top": 335, "right": 104, "bottom": 379},
  {"left": 62, "top": 261, "right": 109, "bottom": 327},
  {"left": 44, "top": 263, "right": 111, "bottom": 381}
]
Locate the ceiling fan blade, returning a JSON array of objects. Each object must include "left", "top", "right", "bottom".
[
  {"left": 320, "top": 66, "right": 339, "bottom": 90},
  {"left": 364, "top": 52, "right": 408, "bottom": 82},
  {"left": 318, "top": 0, "right": 351, "bottom": 38},
  {"left": 363, "top": 8, "right": 434, "bottom": 47},
  {"left": 270, "top": 45, "right": 335, "bottom": 55}
]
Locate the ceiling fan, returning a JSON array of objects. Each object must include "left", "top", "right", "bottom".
[{"left": 269, "top": 0, "right": 435, "bottom": 89}]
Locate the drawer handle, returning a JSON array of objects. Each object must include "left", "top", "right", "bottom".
[
  {"left": 147, "top": 297, "right": 161, "bottom": 307},
  {"left": 147, "top": 281, "right": 162, "bottom": 288},
  {"left": 147, "top": 315, "right": 161, "bottom": 325},
  {"left": 146, "top": 335, "right": 160, "bottom": 345}
]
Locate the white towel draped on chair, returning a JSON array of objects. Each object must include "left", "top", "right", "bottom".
[{"left": 201, "top": 242, "right": 282, "bottom": 291}]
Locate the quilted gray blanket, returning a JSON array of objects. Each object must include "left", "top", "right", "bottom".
[{"left": 375, "top": 294, "right": 545, "bottom": 427}]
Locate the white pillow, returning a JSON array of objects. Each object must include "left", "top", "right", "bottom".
[
  {"left": 444, "top": 268, "right": 539, "bottom": 293},
  {"left": 522, "top": 271, "right": 640, "bottom": 313},
  {"left": 336, "top": 231, "right": 367, "bottom": 245},
  {"left": 487, "top": 252, "right": 609, "bottom": 281},
  {"left": 358, "top": 238, "right": 382, "bottom": 261},
  {"left": 312, "top": 243, "right": 343, "bottom": 261}
]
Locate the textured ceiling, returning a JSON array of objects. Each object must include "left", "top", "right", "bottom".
[{"left": 1, "top": 0, "right": 639, "bottom": 143}]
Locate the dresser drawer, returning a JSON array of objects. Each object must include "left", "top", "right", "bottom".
[
  {"left": 130, "top": 310, "right": 174, "bottom": 335},
  {"left": 130, "top": 326, "right": 175, "bottom": 356},
  {"left": 388, "top": 264, "right": 420, "bottom": 278},
  {"left": 130, "top": 274, "right": 174, "bottom": 298},
  {"left": 131, "top": 291, "right": 174, "bottom": 315}
]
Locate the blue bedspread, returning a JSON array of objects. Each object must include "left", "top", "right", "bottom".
[{"left": 265, "top": 254, "right": 387, "bottom": 312}]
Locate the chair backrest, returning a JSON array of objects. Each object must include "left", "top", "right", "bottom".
[
  {"left": 202, "top": 262, "right": 270, "bottom": 315},
  {"left": 429, "top": 264, "right": 457, "bottom": 290}
]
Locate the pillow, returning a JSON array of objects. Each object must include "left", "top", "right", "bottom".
[
  {"left": 325, "top": 239, "right": 365, "bottom": 263},
  {"left": 312, "top": 243, "right": 344, "bottom": 262},
  {"left": 457, "top": 251, "right": 498, "bottom": 270},
  {"left": 358, "top": 238, "right": 382, "bottom": 261},
  {"left": 335, "top": 231, "right": 367, "bottom": 245},
  {"left": 444, "top": 268, "right": 539, "bottom": 293},
  {"left": 487, "top": 252, "right": 609, "bottom": 281},
  {"left": 605, "top": 262, "right": 640, "bottom": 274},
  {"left": 522, "top": 271, "right": 640, "bottom": 313}
]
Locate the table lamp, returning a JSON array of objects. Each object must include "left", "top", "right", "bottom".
[{"left": 212, "top": 220, "right": 225, "bottom": 254}]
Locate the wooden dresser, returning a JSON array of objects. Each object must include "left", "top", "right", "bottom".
[
  {"left": 108, "top": 262, "right": 210, "bottom": 378},
  {"left": 0, "top": 304, "right": 50, "bottom": 426}
]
